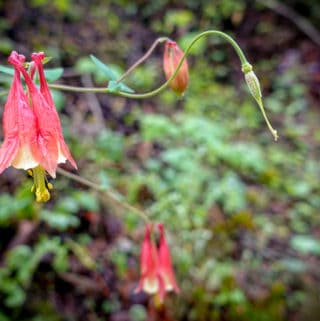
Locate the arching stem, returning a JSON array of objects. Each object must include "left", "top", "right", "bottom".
[
  {"left": 49, "top": 30, "right": 277, "bottom": 139},
  {"left": 57, "top": 167, "right": 151, "bottom": 224}
]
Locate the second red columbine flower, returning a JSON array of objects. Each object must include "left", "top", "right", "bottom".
[
  {"left": 163, "top": 40, "right": 189, "bottom": 95},
  {"left": 0, "top": 51, "right": 77, "bottom": 202},
  {"left": 136, "top": 223, "right": 179, "bottom": 302}
]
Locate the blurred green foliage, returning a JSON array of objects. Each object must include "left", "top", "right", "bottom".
[{"left": 0, "top": 0, "right": 320, "bottom": 320}]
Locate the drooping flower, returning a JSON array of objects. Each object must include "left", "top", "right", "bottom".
[
  {"left": 135, "top": 224, "right": 165, "bottom": 299},
  {"left": 163, "top": 40, "right": 189, "bottom": 95},
  {"left": 158, "top": 223, "right": 180, "bottom": 294},
  {"left": 0, "top": 52, "right": 38, "bottom": 174},
  {"left": 0, "top": 51, "right": 77, "bottom": 202},
  {"left": 135, "top": 223, "right": 179, "bottom": 302},
  {"left": 16, "top": 52, "right": 77, "bottom": 178}
]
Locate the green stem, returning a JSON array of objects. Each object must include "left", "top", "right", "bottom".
[
  {"left": 117, "top": 30, "right": 249, "bottom": 99},
  {"left": 49, "top": 84, "right": 108, "bottom": 93},
  {"left": 257, "top": 100, "right": 278, "bottom": 141},
  {"left": 116, "top": 36, "right": 169, "bottom": 83},
  {"left": 49, "top": 30, "right": 249, "bottom": 99},
  {"left": 56, "top": 167, "right": 151, "bottom": 224},
  {"left": 49, "top": 30, "right": 276, "bottom": 139}
]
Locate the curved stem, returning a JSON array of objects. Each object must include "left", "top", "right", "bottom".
[
  {"left": 257, "top": 100, "right": 278, "bottom": 141},
  {"left": 116, "top": 30, "right": 249, "bottom": 99},
  {"left": 56, "top": 168, "right": 151, "bottom": 224},
  {"left": 116, "top": 36, "right": 169, "bottom": 83},
  {"left": 49, "top": 30, "right": 276, "bottom": 139},
  {"left": 49, "top": 30, "right": 249, "bottom": 99}
]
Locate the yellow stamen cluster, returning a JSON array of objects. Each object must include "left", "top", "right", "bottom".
[{"left": 29, "top": 166, "right": 53, "bottom": 202}]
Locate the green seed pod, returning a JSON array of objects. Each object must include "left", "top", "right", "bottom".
[
  {"left": 242, "top": 62, "right": 262, "bottom": 105},
  {"left": 241, "top": 62, "right": 278, "bottom": 141},
  {"left": 245, "top": 70, "right": 262, "bottom": 105}
]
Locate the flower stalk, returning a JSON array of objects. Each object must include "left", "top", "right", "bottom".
[
  {"left": 56, "top": 167, "right": 151, "bottom": 224},
  {"left": 48, "top": 30, "right": 278, "bottom": 139}
]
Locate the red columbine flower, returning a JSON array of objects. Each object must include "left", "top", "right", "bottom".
[
  {"left": 18, "top": 52, "right": 77, "bottom": 178},
  {"left": 0, "top": 52, "right": 38, "bottom": 174},
  {"left": 135, "top": 224, "right": 165, "bottom": 299},
  {"left": 0, "top": 51, "right": 77, "bottom": 202},
  {"left": 158, "top": 223, "right": 180, "bottom": 294},
  {"left": 163, "top": 40, "right": 189, "bottom": 95},
  {"left": 136, "top": 223, "right": 179, "bottom": 302}
]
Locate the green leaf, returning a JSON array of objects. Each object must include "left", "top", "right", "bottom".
[
  {"left": 90, "top": 55, "right": 134, "bottom": 93},
  {"left": 107, "top": 80, "right": 134, "bottom": 93},
  {"left": 107, "top": 80, "right": 121, "bottom": 92},
  {"left": 0, "top": 65, "right": 14, "bottom": 76},
  {"left": 44, "top": 67, "right": 64, "bottom": 82},
  {"left": 90, "top": 54, "right": 118, "bottom": 80},
  {"left": 42, "top": 56, "right": 53, "bottom": 64},
  {"left": 118, "top": 82, "right": 135, "bottom": 93}
]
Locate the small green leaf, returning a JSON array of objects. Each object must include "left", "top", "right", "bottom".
[
  {"left": 42, "top": 56, "right": 52, "bottom": 65},
  {"left": 44, "top": 67, "right": 64, "bottom": 82},
  {"left": 108, "top": 80, "right": 121, "bottom": 92},
  {"left": 90, "top": 54, "right": 118, "bottom": 80},
  {"left": 118, "top": 82, "right": 135, "bottom": 93},
  {"left": 90, "top": 55, "right": 134, "bottom": 93},
  {"left": 0, "top": 65, "right": 14, "bottom": 76},
  {"left": 108, "top": 80, "right": 134, "bottom": 93}
]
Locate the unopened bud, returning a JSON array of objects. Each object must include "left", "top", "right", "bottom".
[{"left": 163, "top": 40, "right": 189, "bottom": 95}]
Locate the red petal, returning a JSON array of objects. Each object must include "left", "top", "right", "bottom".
[
  {"left": 0, "top": 54, "right": 38, "bottom": 172},
  {"left": 163, "top": 40, "right": 189, "bottom": 95},
  {"left": 158, "top": 223, "right": 180, "bottom": 293},
  {"left": 136, "top": 224, "right": 162, "bottom": 295},
  {"left": 17, "top": 60, "right": 60, "bottom": 176},
  {"left": 0, "top": 137, "right": 19, "bottom": 173},
  {"left": 32, "top": 52, "right": 77, "bottom": 170}
]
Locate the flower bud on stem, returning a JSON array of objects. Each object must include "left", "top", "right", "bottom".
[{"left": 163, "top": 40, "right": 189, "bottom": 95}]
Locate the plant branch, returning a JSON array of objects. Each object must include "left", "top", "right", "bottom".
[
  {"left": 114, "top": 30, "right": 249, "bottom": 99},
  {"left": 49, "top": 84, "right": 109, "bottom": 93},
  {"left": 56, "top": 167, "right": 151, "bottom": 224},
  {"left": 49, "top": 30, "right": 249, "bottom": 99},
  {"left": 49, "top": 30, "right": 276, "bottom": 139},
  {"left": 116, "top": 36, "right": 169, "bottom": 83}
]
